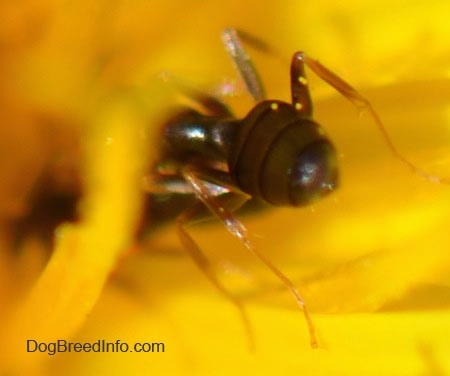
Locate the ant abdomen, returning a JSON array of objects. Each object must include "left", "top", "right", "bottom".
[{"left": 229, "top": 100, "right": 339, "bottom": 206}]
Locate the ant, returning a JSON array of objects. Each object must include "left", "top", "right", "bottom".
[{"left": 144, "top": 28, "right": 446, "bottom": 349}]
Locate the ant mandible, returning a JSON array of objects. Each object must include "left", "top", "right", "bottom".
[{"left": 145, "top": 28, "right": 444, "bottom": 349}]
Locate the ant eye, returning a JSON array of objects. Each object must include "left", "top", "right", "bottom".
[{"left": 288, "top": 140, "right": 338, "bottom": 206}]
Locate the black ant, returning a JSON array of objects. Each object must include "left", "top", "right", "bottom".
[{"left": 144, "top": 28, "right": 446, "bottom": 349}]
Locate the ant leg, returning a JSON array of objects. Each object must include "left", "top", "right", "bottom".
[
  {"left": 176, "top": 198, "right": 254, "bottom": 349},
  {"left": 180, "top": 86, "right": 233, "bottom": 117},
  {"left": 294, "top": 52, "right": 447, "bottom": 184},
  {"left": 182, "top": 166, "right": 319, "bottom": 348},
  {"left": 221, "top": 28, "right": 266, "bottom": 102},
  {"left": 290, "top": 52, "right": 313, "bottom": 117},
  {"left": 144, "top": 167, "right": 254, "bottom": 344},
  {"left": 160, "top": 72, "right": 232, "bottom": 117}
]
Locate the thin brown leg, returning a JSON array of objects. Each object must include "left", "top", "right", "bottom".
[
  {"left": 176, "top": 202, "right": 254, "bottom": 349},
  {"left": 296, "top": 52, "right": 448, "bottom": 184},
  {"left": 160, "top": 71, "right": 233, "bottom": 117},
  {"left": 182, "top": 167, "right": 318, "bottom": 348},
  {"left": 221, "top": 27, "right": 448, "bottom": 184},
  {"left": 221, "top": 28, "right": 266, "bottom": 102}
]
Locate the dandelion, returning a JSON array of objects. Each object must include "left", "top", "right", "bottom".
[{"left": 1, "top": 1, "right": 449, "bottom": 375}]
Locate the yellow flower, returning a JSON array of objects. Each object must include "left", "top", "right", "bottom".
[{"left": 1, "top": 0, "right": 450, "bottom": 375}]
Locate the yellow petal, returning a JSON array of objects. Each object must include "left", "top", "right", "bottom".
[{"left": 1, "top": 1, "right": 450, "bottom": 375}]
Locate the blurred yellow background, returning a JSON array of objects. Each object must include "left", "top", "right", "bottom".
[{"left": 0, "top": 0, "right": 450, "bottom": 375}]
